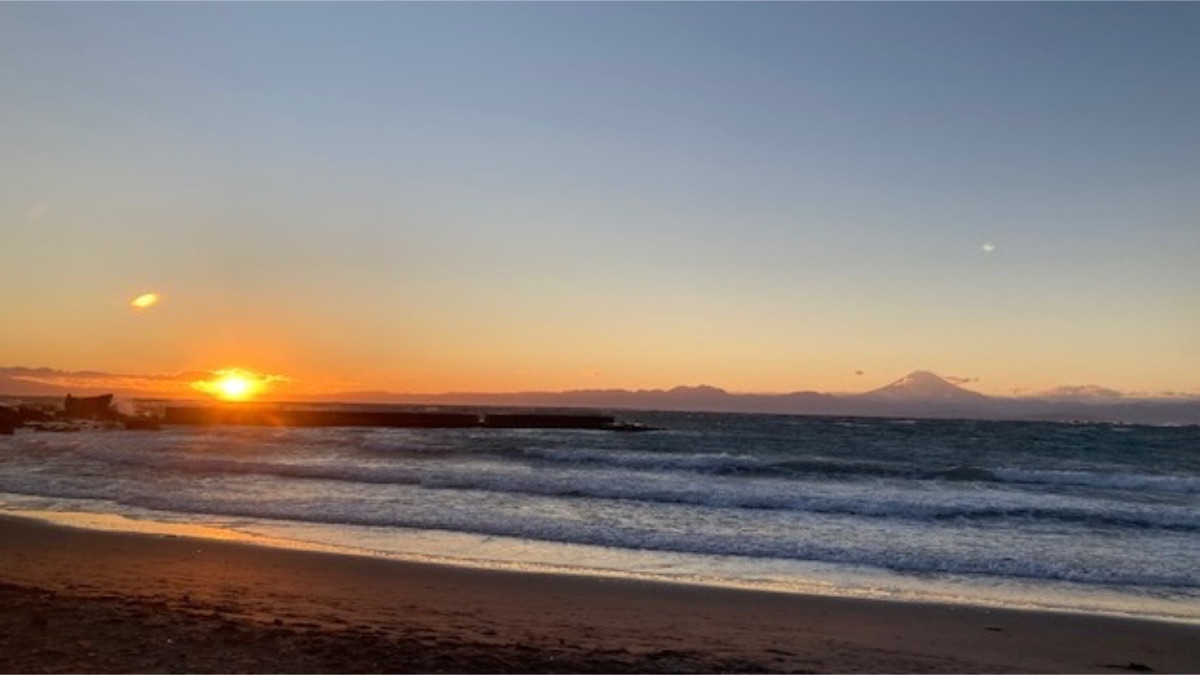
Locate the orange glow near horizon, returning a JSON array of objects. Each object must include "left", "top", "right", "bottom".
[{"left": 190, "top": 368, "right": 282, "bottom": 401}]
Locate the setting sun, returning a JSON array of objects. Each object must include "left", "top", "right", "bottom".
[
  {"left": 215, "top": 373, "right": 254, "bottom": 400},
  {"left": 190, "top": 368, "right": 283, "bottom": 401}
]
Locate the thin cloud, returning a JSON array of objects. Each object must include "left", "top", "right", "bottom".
[
  {"left": 1036, "top": 385, "right": 1125, "bottom": 400},
  {"left": 2, "top": 367, "right": 214, "bottom": 395}
]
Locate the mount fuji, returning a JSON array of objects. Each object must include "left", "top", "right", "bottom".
[{"left": 859, "top": 371, "right": 989, "bottom": 402}]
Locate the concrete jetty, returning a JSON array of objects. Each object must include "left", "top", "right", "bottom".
[{"left": 161, "top": 407, "right": 650, "bottom": 431}]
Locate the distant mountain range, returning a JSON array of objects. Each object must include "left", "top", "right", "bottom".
[
  {"left": 319, "top": 371, "right": 1200, "bottom": 425},
  {"left": 860, "top": 370, "right": 989, "bottom": 402},
  {"left": 3, "top": 368, "right": 1198, "bottom": 425}
]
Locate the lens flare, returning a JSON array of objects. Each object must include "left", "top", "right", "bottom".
[{"left": 130, "top": 292, "right": 159, "bottom": 310}]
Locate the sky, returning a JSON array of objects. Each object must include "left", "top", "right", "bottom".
[{"left": 2, "top": 2, "right": 1198, "bottom": 399}]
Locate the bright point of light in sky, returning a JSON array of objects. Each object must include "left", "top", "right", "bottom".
[
  {"left": 1, "top": 2, "right": 1198, "bottom": 397},
  {"left": 129, "top": 293, "right": 160, "bottom": 310}
]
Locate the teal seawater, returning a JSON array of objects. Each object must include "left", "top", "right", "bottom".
[{"left": 1, "top": 412, "right": 1198, "bottom": 617}]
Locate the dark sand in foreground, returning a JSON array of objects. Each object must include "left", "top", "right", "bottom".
[{"left": 1, "top": 515, "right": 1198, "bottom": 673}]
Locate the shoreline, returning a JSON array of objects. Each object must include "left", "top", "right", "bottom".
[
  {"left": 12, "top": 504, "right": 1199, "bottom": 627},
  {"left": 2, "top": 514, "right": 1199, "bottom": 673}
]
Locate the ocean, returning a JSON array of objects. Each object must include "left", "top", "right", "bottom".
[{"left": 2, "top": 410, "right": 1198, "bottom": 624}]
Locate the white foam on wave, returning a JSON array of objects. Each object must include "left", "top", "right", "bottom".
[
  {"left": 4, "top": 423, "right": 1200, "bottom": 609},
  {"left": 9, "top": 499, "right": 1199, "bottom": 624},
  {"left": 524, "top": 446, "right": 766, "bottom": 472},
  {"left": 11, "top": 476, "right": 1199, "bottom": 591},
  {"left": 995, "top": 467, "right": 1200, "bottom": 494},
  {"left": 7, "top": 432, "right": 1200, "bottom": 534}
]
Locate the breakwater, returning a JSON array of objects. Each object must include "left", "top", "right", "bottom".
[{"left": 162, "top": 407, "right": 646, "bottom": 431}]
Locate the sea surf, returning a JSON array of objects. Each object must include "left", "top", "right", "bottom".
[{"left": 1, "top": 410, "right": 1197, "bottom": 623}]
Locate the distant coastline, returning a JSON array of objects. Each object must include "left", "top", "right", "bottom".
[
  {"left": 317, "top": 380, "right": 1200, "bottom": 426},
  {"left": 4, "top": 370, "right": 1198, "bottom": 426}
]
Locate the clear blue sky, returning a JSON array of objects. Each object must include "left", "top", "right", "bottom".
[{"left": 2, "top": 2, "right": 1197, "bottom": 397}]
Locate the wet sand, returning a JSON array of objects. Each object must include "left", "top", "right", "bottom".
[{"left": 1, "top": 515, "right": 1198, "bottom": 673}]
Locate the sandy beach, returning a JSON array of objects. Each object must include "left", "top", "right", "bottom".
[{"left": 0, "top": 515, "right": 1196, "bottom": 673}]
